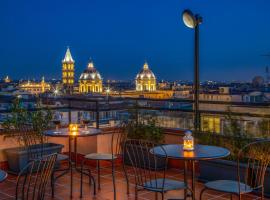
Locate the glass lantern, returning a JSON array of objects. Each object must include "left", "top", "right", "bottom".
[{"left": 183, "top": 130, "right": 194, "bottom": 151}]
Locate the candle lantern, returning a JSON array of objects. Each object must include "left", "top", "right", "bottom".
[
  {"left": 69, "top": 124, "right": 78, "bottom": 136},
  {"left": 183, "top": 130, "right": 194, "bottom": 151}
]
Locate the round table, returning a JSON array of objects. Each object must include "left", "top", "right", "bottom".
[
  {"left": 44, "top": 127, "right": 101, "bottom": 167},
  {"left": 0, "top": 170, "right": 7, "bottom": 183},
  {"left": 44, "top": 127, "right": 101, "bottom": 197},
  {"left": 151, "top": 144, "right": 230, "bottom": 200}
]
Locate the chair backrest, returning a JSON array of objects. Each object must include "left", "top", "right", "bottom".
[
  {"left": 111, "top": 125, "right": 127, "bottom": 156},
  {"left": 19, "top": 125, "right": 45, "bottom": 161},
  {"left": 15, "top": 153, "right": 57, "bottom": 200},
  {"left": 124, "top": 139, "right": 168, "bottom": 192},
  {"left": 237, "top": 139, "right": 270, "bottom": 192}
]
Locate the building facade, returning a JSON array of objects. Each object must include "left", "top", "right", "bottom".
[
  {"left": 79, "top": 61, "right": 103, "bottom": 93},
  {"left": 19, "top": 77, "right": 51, "bottom": 94},
  {"left": 135, "top": 62, "right": 156, "bottom": 91},
  {"left": 62, "top": 47, "right": 75, "bottom": 94}
]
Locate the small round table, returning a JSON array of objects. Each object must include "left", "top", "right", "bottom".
[
  {"left": 44, "top": 127, "right": 101, "bottom": 168},
  {"left": 151, "top": 144, "right": 230, "bottom": 200},
  {"left": 0, "top": 170, "right": 7, "bottom": 183},
  {"left": 44, "top": 127, "right": 101, "bottom": 197}
]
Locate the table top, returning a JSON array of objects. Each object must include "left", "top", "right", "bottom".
[
  {"left": 0, "top": 170, "right": 7, "bottom": 183},
  {"left": 43, "top": 128, "right": 102, "bottom": 137},
  {"left": 151, "top": 144, "right": 230, "bottom": 161}
]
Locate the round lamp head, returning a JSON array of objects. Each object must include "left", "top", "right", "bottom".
[{"left": 182, "top": 9, "right": 196, "bottom": 28}]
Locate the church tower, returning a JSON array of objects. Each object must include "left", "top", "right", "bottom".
[{"left": 62, "top": 47, "right": 75, "bottom": 94}]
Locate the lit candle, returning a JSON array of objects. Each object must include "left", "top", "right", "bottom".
[
  {"left": 69, "top": 124, "right": 78, "bottom": 136},
  {"left": 183, "top": 130, "right": 194, "bottom": 151}
]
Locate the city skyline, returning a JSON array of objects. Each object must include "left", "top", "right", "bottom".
[{"left": 1, "top": 0, "right": 270, "bottom": 81}]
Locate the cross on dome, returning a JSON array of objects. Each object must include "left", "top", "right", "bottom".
[{"left": 143, "top": 62, "right": 149, "bottom": 69}]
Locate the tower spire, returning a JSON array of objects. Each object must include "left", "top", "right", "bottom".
[{"left": 62, "top": 47, "right": 74, "bottom": 63}]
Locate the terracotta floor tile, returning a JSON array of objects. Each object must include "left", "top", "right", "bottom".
[{"left": 0, "top": 165, "right": 269, "bottom": 200}]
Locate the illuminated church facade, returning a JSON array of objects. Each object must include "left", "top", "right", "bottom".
[
  {"left": 78, "top": 61, "right": 103, "bottom": 93},
  {"left": 135, "top": 62, "right": 157, "bottom": 91}
]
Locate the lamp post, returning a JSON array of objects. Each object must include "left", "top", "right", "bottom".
[{"left": 182, "top": 9, "right": 202, "bottom": 133}]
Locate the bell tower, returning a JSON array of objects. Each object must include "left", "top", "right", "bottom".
[{"left": 62, "top": 47, "right": 75, "bottom": 94}]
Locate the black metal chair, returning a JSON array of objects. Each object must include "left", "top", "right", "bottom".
[
  {"left": 125, "top": 139, "right": 190, "bottom": 200},
  {"left": 200, "top": 139, "right": 270, "bottom": 200},
  {"left": 15, "top": 153, "right": 57, "bottom": 200},
  {"left": 20, "top": 125, "right": 72, "bottom": 197},
  {"left": 80, "top": 126, "right": 129, "bottom": 199}
]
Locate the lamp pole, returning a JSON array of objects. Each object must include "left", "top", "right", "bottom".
[{"left": 182, "top": 10, "right": 202, "bottom": 133}]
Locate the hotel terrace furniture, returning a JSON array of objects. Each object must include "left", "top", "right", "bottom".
[
  {"left": 80, "top": 126, "right": 129, "bottom": 200},
  {"left": 44, "top": 127, "right": 101, "bottom": 197},
  {"left": 125, "top": 139, "right": 190, "bottom": 200},
  {"left": 200, "top": 140, "right": 270, "bottom": 200},
  {"left": 0, "top": 170, "right": 7, "bottom": 183},
  {"left": 15, "top": 153, "right": 57, "bottom": 200},
  {"left": 151, "top": 144, "right": 230, "bottom": 200},
  {"left": 22, "top": 127, "right": 71, "bottom": 198}
]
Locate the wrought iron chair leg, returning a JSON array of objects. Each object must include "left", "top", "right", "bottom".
[
  {"left": 70, "top": 160, "right": 73, "bottom": 198},
  {"left": 238, "top": 194, "right": 242, "bottom": 200},
  {"left": 112, "top": 160, "right": 116, "bottom": 200},
  {"left": 199, "top": 187, "right": 207, "bottom": 200},
  {"left": 51, "top": 172, "right": 55, "bottom": 197},
  {"left": 155, "top": 192, "right": 158, "bottom": 200},
  {"left": 97, "top": 160, "right": 101, "bottom": 190},
  {"left": 161, "top": 192, "right": 164, "bottom": 200},
  {"left": 91, "top": 174, "right": 96, "bottom": 195},
  {"left": 80, "top": 159, "right": 85, "bottom": 198},
  {"left": 135, "top": 185, "right": 138, "bottom": 200},
  {"left": 122, "top": 161, "right": 130, "bottom": 194}
]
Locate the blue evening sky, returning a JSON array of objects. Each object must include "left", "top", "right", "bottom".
[{"left": 0, "top": 0, "right": 270, "bottom": 81}]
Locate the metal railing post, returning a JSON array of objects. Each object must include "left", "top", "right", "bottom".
[
  {"left": 68, "top": 99, "right": 71, "bottom": 124},
  {"left": 96, "top": 101, "right": 99, "bottom": 129}
]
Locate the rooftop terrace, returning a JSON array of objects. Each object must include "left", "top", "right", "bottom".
[{"left": 0, "top": 165, "right": 268, "bottom": 200}]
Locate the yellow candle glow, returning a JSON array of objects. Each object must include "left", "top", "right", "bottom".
[
  {"left": 69, "top": 124, "right": 78, "bottom": 136},
  {"left": 183, "top": 130, "right": 194, "bottom": 151}
]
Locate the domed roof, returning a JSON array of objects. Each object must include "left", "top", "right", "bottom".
[
  {"left": 79, "top": 61, "right": 102, "bottom": 81},
  {"left": 136, "top": 62, "right": 156, "bottom": 80}
]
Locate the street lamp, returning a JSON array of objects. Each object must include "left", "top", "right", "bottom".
[{"left": 182, "top": 9, "right": 202, "bottom": 133}]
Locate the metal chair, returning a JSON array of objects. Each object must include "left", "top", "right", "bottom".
[
  {"left": 200, "top": 139, "right": 270, "bottom": 200},
  {"left": 124, "top": 139, "right": 189, "bottom": 200},
  {"left": 15, "top": 153, "right": 57, "bottom": 200},
  {"left": 80, "top": 126, "right": 129, "bottom": 199},
  {"left": 20, "top": 125, "right": 72, "bottom": 197}
]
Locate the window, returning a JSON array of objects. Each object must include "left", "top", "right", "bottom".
[{"left": 202, "top": 116, "right": 221, "bottom": 133}]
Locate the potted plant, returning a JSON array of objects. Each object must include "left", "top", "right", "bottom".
[
  {"left": 196, "top": 112, "right": 270, "bottom": 196},
  {"left": 1, "top": 98, "right": 64, "bottom": 173},
  {"left": 123, "top": 108, "right": 166, "bottom": 169}
]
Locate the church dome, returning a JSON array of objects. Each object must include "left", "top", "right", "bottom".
[
  {"left": 136, "top": 62, "right": 156, "bottom": 80},
  {"left": 79, "top": 61, "right": 102, "bottom": 81},
  {"left": 135, "top": 62, "right": 157, "bottom": 91}
]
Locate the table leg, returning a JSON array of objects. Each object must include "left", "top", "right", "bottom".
[
  {"left": 191, "top": 161, "right": 195, "bottom": 200},
  {"left": 69, "top": 136, "right": 73, "bottom": 198},
  {"left": 74, "top": 137, "right": 78, "bottom": 168},
  {"left": 97, "top": 160, "right": 101, "bottom": 190},
  {"left": 184, "top": 160, "right": 187, "bottom": 199}
]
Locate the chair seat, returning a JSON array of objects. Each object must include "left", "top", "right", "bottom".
[
  {"left": 84, "top": 153, "right": 117, "bottom": 160},
  {"left": 205, "top": 180, "right": 253, "bottom": 194},
  {"left": 143, "top": 178, "right": 186, "bottom": 192},
  {"left": 56, "top": 154, "right": 69, "bottom": 162}
]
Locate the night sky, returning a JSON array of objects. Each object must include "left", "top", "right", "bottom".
[{"left": 1, "top": 0, "right": 270, "bottom": 81}]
